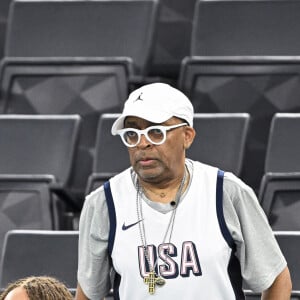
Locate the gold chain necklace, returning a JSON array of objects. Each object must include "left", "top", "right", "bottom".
[{"left": 136, "top": 167, "right": 187, "bottom": 295}]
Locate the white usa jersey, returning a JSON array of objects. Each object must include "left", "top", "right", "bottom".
[{"left": 104, "top": 162, "right": 244, "bottom": 299}]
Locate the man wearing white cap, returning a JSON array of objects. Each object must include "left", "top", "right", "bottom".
[{"left": 76, "top": 83, "right": 291, "bottom": 300}]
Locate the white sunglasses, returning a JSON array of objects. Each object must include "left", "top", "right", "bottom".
[{"left": 117, "top": 123, "right": 187, "bottom": 147}]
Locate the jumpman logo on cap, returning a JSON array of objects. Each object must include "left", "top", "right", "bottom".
[{"left": 134, "top": 92, "right": 144, "bottom": 102}]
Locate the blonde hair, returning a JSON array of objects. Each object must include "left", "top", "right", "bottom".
[{"left": 0, "top": 276, "right": 73, "bottom": 300}]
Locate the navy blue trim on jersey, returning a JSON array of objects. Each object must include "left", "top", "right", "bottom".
[
  {"left": 104, "top": 181, "right": 116, "bottom": 256},
  {"left": 216, "top": 170, "right": 245, "bottom": 300},
  {"left": 216, "top": 169, "right": 235, "bottom": 249}
]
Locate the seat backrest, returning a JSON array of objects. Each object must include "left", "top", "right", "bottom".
[
  {"left": 0, "top": 57, "right": 129, "bottom": 198},
  {"left": 259, "top": 173, "right": 300, "bottom": 230},
  {"left": 187, "top": 113, "right": 249, "bottom": 176},
  {"left": 0, "top": 114, "right": 80, "bottom": 186},
  {"left": 0, "top": 176, "right": 56, "bottom": 257},
  {"left": 265, "top": 113, "right": 300, "bottom": 173},
  {"left": 191, "top": 0, "right": 300, "bottom": 56},
  {"left": 5, "top": 0, "right": 158, "bottom": 75},
  {"left": 149, "top": 0, "right": 196, "bottom": 79},
  {"left": 0, "top": 230, "right": 78, "bottom": 289},
  {"left": 274, "top": 231, "right": 300, "bottom": 290},
  {"left": 93, "top": 113, "right": 130, "bottom": 174},
  {"left": 178, "top": 57, "right": 300, "bottom": 191}
]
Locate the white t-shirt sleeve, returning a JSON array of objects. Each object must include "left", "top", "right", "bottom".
[
  {"left": 77, "top": 187, "right": 112, "bottom": 300},
  {"left": 223, "top": 172, "right": 287, "bottom": 292}
]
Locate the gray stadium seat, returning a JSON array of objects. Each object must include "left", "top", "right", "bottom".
[
  {"left": 93, "top": 114, "right": 130, "bottom": 175},
  {"left": 191, "top": 0, "right": 300, "bottom": 56},
  {"left": 0, "top": 58, "right": 129, "bottom": 203},
  {"left": 149, "top": 0, "right": 197, "bottom": 80},
  {"left": 0, "top": 230, "right": 78, "bottom": 289},
  {"left": 0, "top": 177, "right": 55, "bottom": 258},
  {"left": 188, "top": 113, "right": 249, "bottom": 176},
  {"left": 178, "top": 57, "right": 300, "bottom": 192},
  {"left": 5, "top": 0, "right": 158, "bottom": 78},
  {"left": 259, "top": 173, "right": 300, "bottom": 230},
  {"left": 0, "top": 114, "right": 81, "bottom": 187},
  {"left": 259, "top": 114, "right": 300, "bottom": 230},
  {"left": 265, "top": 113, "right": 300, "bottom": 173}
]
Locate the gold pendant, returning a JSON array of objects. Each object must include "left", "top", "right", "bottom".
[{"left": 144, "top": 271, "right": 166, "bottom": 294}]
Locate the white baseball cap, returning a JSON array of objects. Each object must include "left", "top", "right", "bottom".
[{"left": 111, "top": 83, "right": 194, "bottom": 135}]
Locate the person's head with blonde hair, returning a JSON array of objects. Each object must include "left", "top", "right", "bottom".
[{"left": 0, "top": 276, "right": 73, "bottom": 300}]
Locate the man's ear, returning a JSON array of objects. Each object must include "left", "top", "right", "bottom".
[{"left": 184, "top": 126, "right": 196, "bottom": 149}]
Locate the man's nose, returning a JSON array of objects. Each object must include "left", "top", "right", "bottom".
[{"left": 137, "top": 133, "right": 151, "bottom": 148}]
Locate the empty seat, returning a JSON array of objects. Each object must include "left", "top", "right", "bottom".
[
  {"left": 188, "top": 113, "right": 249, "bottom": 176},
  {"left": 191, "top": 0, "right": 300, "bottom": 56},
  {"left": 93, "top": 113, "right": 130, "bottom": 175},
  {"left": 259, "top": 173, "right": 300, "bottom": 230},
  {"left": 0, "top": 58, "right": 129, "bottom": 202},
  {"left": 259, "top": 113, "right": 300, "bottom": 230},
  {"left": 0, "top": 230, "right": 78, "bottom": 289},
  {"left": 0, "top": 176, "right": 55, "bottom": 257},
  {"left": 5, "top": 0, "right": 158, "bottom": 77},
  {"left": 0, "top": 114, "right": 80, "bottom": 187},
  {"left": 178, "top": 57, "right": 300, "bottom": 191},
  {"left": 149, "top": 0, "right": 197, "bottom": 79},
  {"left": 265, "top": 113, "right": 300, "bottom": 173}
]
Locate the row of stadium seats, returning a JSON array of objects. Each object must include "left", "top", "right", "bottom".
[
  {"left": 0, "top": 113, "right": 300, "bottom": 253},
  {"left": 1, "top": 229, "right": 300, "bottom": 298},
  {"left": 1, "top": 0, "right": 300, "bottom": 79}
]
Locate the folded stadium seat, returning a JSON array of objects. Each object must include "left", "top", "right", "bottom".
[
  {"left": 188, "top": 113, "right": 250, "bottom": 176},
  {"left": 259, "top": 113, "right": 300, "bottom": 230},
  {"left": 178, "top": 57, "right": 300, "bottom": 193},
  {"left": 0, "top": 58, "right": 130, "bottom": 207},
  {"left": 0, "top": 230, "right": 78, "bottom": 290},
  {"left": 179, "top": 0, "right": 300, "bottom": 193},
  {"left": 0, "top": 114, "right": 81, "bottom": 227},
  {"left": 4, "top": 0, "right": 159, "bottom": 85}
]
